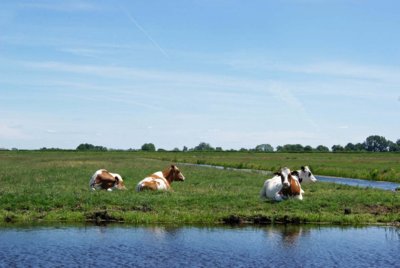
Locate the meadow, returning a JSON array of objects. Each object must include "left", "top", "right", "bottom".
[
  {"left": 0, "top": 151, "right": 399, "bottom": 225},
  {"left": 138, "top": 151, "right": 400, "bottom": 183}
]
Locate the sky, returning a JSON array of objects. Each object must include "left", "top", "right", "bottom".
[{"left": 0, "top": 0, "right": 399, "bottom": 150}]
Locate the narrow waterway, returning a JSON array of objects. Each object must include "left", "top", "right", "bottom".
[
  {"left": 316, "top": 175, "right": 399, "bottom": 191},
  {"left": 181, "top": 163, "right": 400, "bottom": 191},
  {"left": 0, "top": 225, "right": 398, "bottom": 267}
]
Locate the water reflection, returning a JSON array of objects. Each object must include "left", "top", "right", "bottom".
[
  {"left": 262, "top": 225, "right": 307, "bottom": 247},
  {"left": 0, "top": 225, "right": 398, "bottom": 267},
  {"left": 280, "top": 225, "right": 308, "bottom": 247}
]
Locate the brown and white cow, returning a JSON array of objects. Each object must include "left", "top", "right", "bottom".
[
  {"left": 89, "top": 169, "right": 127, "bottom": 191},
  {"left": 136, "top": 165, "right": 185, "bottom": 191},
  {"left": 260, "top": 167, "right": 303, "bottom": 201},
  {"left": 278, "top": 170, "right": 303, "bottom": 200}
]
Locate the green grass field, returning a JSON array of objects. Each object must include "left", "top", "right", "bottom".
[
  {"left": 137, "top": 151, "right": 400, "bottom": 183},
  {"left": 0, "top": 151, "right": 399, "bottom": 225}
]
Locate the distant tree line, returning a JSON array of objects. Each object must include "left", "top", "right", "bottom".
[
  {"left": 162, "top": 135, "right": 399, "bottom": 153},
  {"left": 134, "top": 135, "right": 399, "bottom": 153},
  {"left": 330, "top": 135, "right": 400, "bottom": 152},
  {"left": 3, "top": 135, "right": 398, "bottom": 153}
]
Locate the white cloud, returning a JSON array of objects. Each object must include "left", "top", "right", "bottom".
[
  {"left": 58, "top": 47, "right": 106, "bottom": 58},
  {"left": 0, "top": 124, "right": 26, "bottom": 139},
  {"left": 18, "top": 1, "right": 100, "bottom": 12},
  {"left": 5, "top": 58, "right": 399, "bottom": 149},
  {"left": 229, "top": 59, "right": 400, "bottom": 84},
  {"left": 197, "top": 129, "right": 320, "bottom": 148}
]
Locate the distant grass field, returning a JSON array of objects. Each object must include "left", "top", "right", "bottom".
[
  {"left": 0, "top": 151, "right": 399, "bottom": 225},
  {"left": 137, "top": 151, "right": 400, "bottom": 183}
]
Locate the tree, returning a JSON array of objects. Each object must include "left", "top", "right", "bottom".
[
  {"left": 315, "top": 145, "right": 329, "bottom": 152},
  {"left": 141, "top": 143, "right": 156, "bottom": 152},
  {"left": 344, "top": 143, "right": 356, "bottom": 151},
  {"left": 215, "top": 147, "right": 223, "bottom": 152},
  {"left": 76, "top": 143, "right": 107, "bottom": 151},
  {"left": 354, "top": 143, "right": 365, "bottom": 151},
  {"left": 182, "top": 146, "right": 188, "bottom": 152},
  {"left": 364, "top": 135, "right": 389, "bottom": 152},
  {"left": 255, "top": 144, "right": 274, "bottom": 152},
  {"left": 303, "top": 145, "right": 313, "bottom": 152},
  {"left": 276, "top": 144, "right": 304, "bottom": 152},
  {"left": 40, "top": 147, "right": 62, "bottom": 151},
  {"left": 331, "top": 145, "right": 344, "bottom": 152},
  {"left": 193, "top": 142, "right": 214, "bottom": 151},
  {"left": 388, "top": 141, "right": 400, "bottom": 152}
]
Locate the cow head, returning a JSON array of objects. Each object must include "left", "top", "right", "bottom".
[
  {"left": 299, "top": 166, "right": 317, "bottom": 183},
  {"left": 170, "top": 165, "right": 185, "bottom": 182},
  {"left": 163, "top": 165, "right": 185, "bottom": 183},
  {"left": 113, "top": 174, "right": 127, "bottom": 190},
  {"left": 275, "top": 167, "right": 292, "bottom": 189}
]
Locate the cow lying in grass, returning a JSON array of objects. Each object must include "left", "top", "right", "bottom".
[
  {"left": 291, "top": 166, "right": 317, "bottom": 184},
  {"left": 89, "top": 169, "right": 127, "bottom": 191},
  {"left": 260, "top": 167, "right": 303, "bottom": 201},
  {"left": 136, "top": 165, "right": 185, "bottom": 191}
]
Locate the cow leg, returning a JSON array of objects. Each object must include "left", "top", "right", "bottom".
[
  {"left": 274, "top": 193, "right": 284, "bottom": 201},
  {"left": 294, "top": 194, "right": 303, "bottom": 200}
]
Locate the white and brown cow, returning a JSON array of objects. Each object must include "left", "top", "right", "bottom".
[
  {"left": 89, "top": 169, "right": 127, "bottom": 191},
  {"left": 260, "top": 167, "right": 303, "bottom": 201},
  {"left": 136, "top": 165, "right": 185, "bottom": 191}
]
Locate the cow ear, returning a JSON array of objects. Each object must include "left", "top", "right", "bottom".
[
  {"left": 301, "top": 166, "right": 305, "bottom": 171},
  {"left": 115, "top": 176, "right": 120, "bottom": 183},
  {"left": 171, "top": 165, "right": 176, "bottom": 169},
  {"left": 291, "top": 171, "right": 299, "bottom": 176}
]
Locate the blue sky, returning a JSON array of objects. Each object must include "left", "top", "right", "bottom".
[{"left": 1, "top": 0, "right": 399, "bottom": 150}]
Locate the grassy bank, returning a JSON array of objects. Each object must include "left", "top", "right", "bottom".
[
  {"left": 0, "top": 151, "right": 399, "bottom": 225},
  {"left": 137, "top": 151, "right": 400, "bottom": 183}
]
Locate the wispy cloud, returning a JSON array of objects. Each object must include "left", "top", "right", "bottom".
[
  {"left": 0, "top": 124, "right": 26, "bottom": 139},
  {"left": 267, "top": 82, "right": 320, "bottom": 130},
  {"left": 118, "top": 6, "right": 169, "bottom": 58},
  {"left": 229, "top": 59, "right": 400, "bottom": 84},
  {"left": 57, "top": 47, "right": 106, "bottom": 58},
  {"left": 198, "top": 129, "right": 320, "bottom": 148},
  {"left": 18, "top": 1, "right": 100, "bottom": 12}
]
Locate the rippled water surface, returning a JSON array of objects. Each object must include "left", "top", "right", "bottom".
[{"left": 0, "top": 225, "right": 398, "bottom": 267}]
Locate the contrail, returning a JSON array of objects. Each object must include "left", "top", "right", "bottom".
[{"left": 119, "top": 6, "right": 169, "bottom": 58}]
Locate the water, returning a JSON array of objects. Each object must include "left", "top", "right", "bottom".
[
  {"left": 0, "top": 225, "right": 398, "bottom": 267},
  {"left": 316, "top": 175, "right": 400, "bottom": 191},
  {"left": 182, "top": 163, "right": 400, "bottom": 191}
]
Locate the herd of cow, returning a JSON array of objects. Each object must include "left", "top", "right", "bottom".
[{"left": 89, "top": 165, "right": 317, "bottom": 201}]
